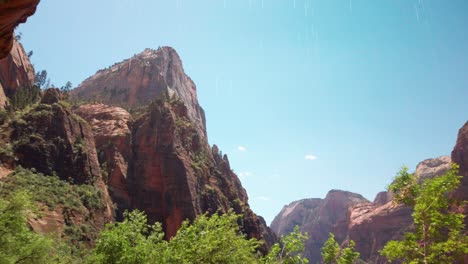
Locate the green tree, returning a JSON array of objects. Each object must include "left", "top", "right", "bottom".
[
  {"left": 263, "top": 225, "right": 309, "bottom": 264},
  {"left": 321, "top": 233, "right": 340, "bottom": 264},
  {"left": 0, "top": 191, "right": 53, "bottom": 264},
  {"left": 89, "top": 210, "right": 262, "bottom": 264},
  {"left": 161, "top": 212, "right": 260, "bottom": 264},
  {"left": 321, "top": 233, "right": 360, "bottom": 264},
  {"left": 87, "top": 210, "right": 164, "bottom": 264},
  {"left": 380, "top": 164, "right": 468, "bottom": 263}
]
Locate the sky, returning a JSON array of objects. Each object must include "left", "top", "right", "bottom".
[{"left": 18, "top": 0, "right": 468, "bottom": 224}]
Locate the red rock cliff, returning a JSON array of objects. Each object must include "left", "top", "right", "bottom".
[
  {"left": 271, "top": 190, "right": 368, "bottom": 261},
  {"left": 0, "top": 39, "right": 35, "bottom": 107},
  {"left": 72, "top": 48, "right": 276, "bottom": 249},
  {"left": 0, "top": 0, "right": 40, "bottom": 59},
  {"left": 271, "top": 156, "right": 454, "bottom": 263}
]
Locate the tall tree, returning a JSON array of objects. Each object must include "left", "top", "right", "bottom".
[{"left": 380, "top": 164, "right": 468, "bottom": 263}]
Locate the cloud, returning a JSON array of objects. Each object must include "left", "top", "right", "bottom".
[
  {"left": 305, "top": 155, "right": 317, "bottom": 160},
  {"left": 237, "top": 146, "right": 247, "bottom": 152},
  {"left": 257, "top": 196, "right": 270, "bottom": 201},
  {"left": 238, "top": 172, "right": 252, "bottom": 180}
]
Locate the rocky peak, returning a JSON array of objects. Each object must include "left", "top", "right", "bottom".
[
  {"left": 71, "top": 46, "right": 206, "bottom": 139},
  {"left": 414, "top": 155, "right": 451, "bottom": 182},
  {"left": 270, "top": 190, "right": 368, "bottom": 261}
]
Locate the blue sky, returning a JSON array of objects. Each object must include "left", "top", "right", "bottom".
[{"left": 18, "top": 0, "right": 468, "bottom": 224}]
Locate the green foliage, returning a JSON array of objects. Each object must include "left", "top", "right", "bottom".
[
  {"left": 338, "top": 241, "right": 360, "bottom": 264},
  {"left": 380, "top": 164, "right": 468, "bottom": 263},
  {"left": 321, "top": 233, "right": 340, "bottom": 264},
  {"left": 9, "top": 85, "right": 41, "bottom": 111},
  {"left": 321, "top": 233, "right": 360, "bottom": 264},
  {"left": 89, "top": 210, "right": 261, "bottom": 264},
  {"left": 263, "top": 225, "right": 309, "bottom": 264},
  {"left": 388, "top": 166, "right": 419, "bottom": 206},
  {"left": 0, "top": 167, "right": 105, "bottom": 212},
  {"left": 0, "top": 191, "right": 53, "bottom": 263},
  {"left": 87, "top": 210, "right": 163, "bottom": 264}
]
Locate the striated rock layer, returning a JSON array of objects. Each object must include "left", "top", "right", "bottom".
[
  {"left": 0, "top": 0, "right": 40, "bottom": 59},
  {"left": 271, "top": 190, "right": 368, "bottom": 261},
  {"left": 272, "top": 156, "right": 454, "bottom": 263},
  {"left": 72, "top": 47, "right": 276, "bottom": 249},
  {"left": 71, "top": 47, "right": 207, "bottom": 139},
  {"left": 0, "top": 39, "right": 35, "bottom": 107}
]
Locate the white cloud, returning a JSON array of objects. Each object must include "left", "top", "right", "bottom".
[
  {"left": 305, "top": 155, "right": 317, "bottom": 160},
  {"left": 257, "top": 196, "right": 270, "bottom": 201},
  {"left": 238, "top": 172, "right": 252, "bottom": 180},
  {"left": 237, "top": 146, "right": 247, "bottom": 152}
]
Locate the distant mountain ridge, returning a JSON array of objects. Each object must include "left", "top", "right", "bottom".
[{"left": 270, "top": 154, "right": 461, "bottom": 263}]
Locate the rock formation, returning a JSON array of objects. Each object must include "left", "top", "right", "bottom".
[
  {"left": 0, "top": 0, "right": 40, "bottom": 59},
  {"left": 271, "top": 190, "right": 368, "bottom": 261},
  {"left": 72, "top": 47, "right": 276, "bottom": 249},
  {"left": 0, "top": 39, "right": 35, "bottom": 108},
  {"left": 0, "top": 88, "right": 113, "bottom": 242},
  {"left": 451, "top": 122, "right": 468, "bottom": 227},
  {"left": 272, "top": 156, "right": 454, "bottom": 263},
  {"left": 71, "top": 47, "right": 207, "bottom": 139}
]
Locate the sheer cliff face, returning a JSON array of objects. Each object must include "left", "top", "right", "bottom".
[
  {"left": 0, "top": 0, "right": 40, "bottom": 59},
  {"left": 0, "top": 39, "right": 35, "bottom": 107},
  {"left": 72, "top": 48, "right": 276, "bottom": 249},
  {"left": 71, "top": 47, "right": 206, "bottom": 139},
  {"left": 271, "top": 156, "right": 454, "bottom": 263},
  {"left": 271, "top": 191, "right": 368, "bottom": 261},
  {"left": 451, "top": 122, "right": 468, "bottom": 226}
]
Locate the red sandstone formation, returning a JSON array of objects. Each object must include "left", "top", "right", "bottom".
[
  {"left": 451, "top": 122, "right": 468, "bottom": 227},
  {"left": 271, "top": 190, "right": 368, "bottom": 260},
  {"left": 0, "top": 0, "right": 40, "bottom": 59},
  {"left": 0, "top": 39, "right": 35, "bottom": 107},
  {"left": 72, "top": 47, "right": 276, "bottom": 249},
  {"left": 271, "top": 156, "right": 454, "bottom": 263},
  {"left": 72, "top": 47, "right": 207, "bottom": 139}
]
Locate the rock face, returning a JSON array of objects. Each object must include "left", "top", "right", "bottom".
[
  {"left": 0, "top": 89, "right": 113, "bottom": 242},
  {"left": 451, "top": 122, "right": 468, "bottom": 226},
  {"left": 74, "top": 103, "right": 133, "bottom": 216},
  {"left": 72, "top": 47, "right": 207, "bottom": 139},
  {"left": 0, "top": 39, "right": 35, "bottom": 107},
  {"left": 72, "top": 47, "right": 276, "bottom": 249},
  {"left": 271, "top": 190, "right": 368, "bottom": 261},
  {"left": 11, "top": 89, "right": 102, "bottom": 184},
  {"left": 272, "top": 156, "right": 453, "bottom": 263},
  {"left": 0, "top": 0, "right": 40, "bottom": 59}
]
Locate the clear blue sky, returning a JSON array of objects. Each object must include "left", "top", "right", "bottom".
[{"left": 18, "top": 0, "right": 468, "bottom": 224}]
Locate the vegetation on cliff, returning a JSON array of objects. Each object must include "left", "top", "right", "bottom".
[{"left": 380, "top": 165, "right": 468, "bottom": 263}]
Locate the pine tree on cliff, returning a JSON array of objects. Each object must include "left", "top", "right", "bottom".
[{"left": 380, "top": 164, "right": 468, "bottom": 263}]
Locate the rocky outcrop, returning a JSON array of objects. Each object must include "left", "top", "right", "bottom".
[
  {"left": 72, "top": 47, "right": 275, "bottom": 250},
  {"left": 0, "top": 0, "right": 40, "bottom": 59},
  {"left": 451, "top": 122, "right": 468, "bottom": 226},
  {"left": 0, "top": 39, "right": 35, "bottom": 107},
  {"left": 71, "top": 47, "right": 207, "bottom": 139},
  {"left": 74, "top": 103, "right": 133, "bottom": 216},
  {"left": 272, "top": 156, "right": 454, "bottom": 263},
  {"left": 271, "top": 190, "right": 368, "bottom": 261},
  {"left": 11, "top": 89, "right": 102, "bottom": 184}
]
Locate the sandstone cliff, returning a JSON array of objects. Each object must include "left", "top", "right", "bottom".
[
  {"left": 271, "top": 156, "right": 453, "bottom": 263},
  {"left": 451, "top": 122, "right": 468, "bottom": 227},
  {"left": 71, "top": 47, "right": 207, "bottom": 139},
  {"left": 0, "top": 39, "right": 35, "bottom": 108},
  {"left": 0, "top": 0, "right": 40, "bottom": 59},
  {"left": 72, "top": 47, "right": 276, "bottom": 249},
  {"left": 271, "top": 190, "right": 368, "bottom": 261},
  {"left": 0, "top": 88, "right": 113, "bottom": 244}
]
